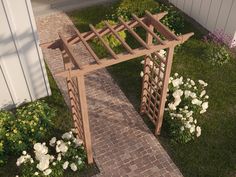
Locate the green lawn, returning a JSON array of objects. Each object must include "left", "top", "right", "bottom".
[{"left": 69, "top": 3, "right": 236, "bottom": 177}]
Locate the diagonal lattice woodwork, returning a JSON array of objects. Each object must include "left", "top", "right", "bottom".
[{"left": 56, "top": 11, "right": 194, "bottom": 164}]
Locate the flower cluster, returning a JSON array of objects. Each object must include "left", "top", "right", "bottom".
[
  {"left": 0, "top": 100, "right": 55, "bottom": 162},
  {"left": 165, "top": 73, "right": 209, "bottom": 143},
  {"left": 16, "top": 129, "right": 86, "bottom": 177}
]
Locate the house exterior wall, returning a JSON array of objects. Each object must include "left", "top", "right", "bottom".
[
  {"left": 169, "top": 0, "right": 236, "bottom": 47},
  {"left": 0, "top": 0, "right": 51, "bottom": 109}
]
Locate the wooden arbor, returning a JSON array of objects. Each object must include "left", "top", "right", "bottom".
[{"left": 57, "top": 11, "right": 193, "bottom": 164}]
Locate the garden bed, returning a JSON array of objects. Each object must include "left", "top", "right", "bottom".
[{"left": 68, "top": 1, "right": 236, "bottom": 177}]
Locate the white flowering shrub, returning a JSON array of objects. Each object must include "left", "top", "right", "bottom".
[
  {"left": 165, "top": 73, "right": 209, "bottom": 143},
  {"left": 16, "top": 129, "right": 86, "bottom": 177}
]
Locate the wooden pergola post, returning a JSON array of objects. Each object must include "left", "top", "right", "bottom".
[
  {"left": 155, "top": 47, "right": 174, "bottom": 135},
  {"left": 77, "top": 75, "right": 93, "bottom": 164}
]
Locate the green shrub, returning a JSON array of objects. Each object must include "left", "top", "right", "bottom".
[
  {"left": 91, "top": 20, "right": 126, "bottom": 58},
  {"left": 202, "top": 42, "right": 231, "bottom": 66},
  {"left": 111, "top": 0, "right": 159, "bottom": 20},
  {"left": 108, "top": 0, "right": 184, "bottom": 33},
  {"left": 157, "top": 4, "right": 184, "bottom": 33},
  {"left": 0, "top": 100, "right": 55, "bottom": 165}
]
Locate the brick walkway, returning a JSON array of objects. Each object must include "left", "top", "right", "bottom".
[{"left": 36, "top": 12, "right": 183, "bottom": 177}]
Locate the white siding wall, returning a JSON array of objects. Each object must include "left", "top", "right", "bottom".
[
  {"left": 169, "top": 0, "right": 236, "bottom": 47},
  {"left": 0, "top": 0, "right": 51, "bottom": 109}
]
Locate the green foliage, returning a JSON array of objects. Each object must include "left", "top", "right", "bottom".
[
  {"left": 111, "top": 0, "right": 159, "bottom": 20},
  {"left": 157, "top": 4, "right": 184, "bottom": 33},
  {"left": 202, "top": 42, "right": 231, "bottom": 66},
  {"left": 108, "top": 0, "right": 184, "bottom": 33},
  {"left": 0, "top": 101, "right": 55, "bottom": 165},
  {"left": 91, "top": 20, "right": 126, "bottom": 58}
]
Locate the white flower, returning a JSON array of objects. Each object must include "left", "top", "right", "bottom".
[
  {"left": 194, "top": 119, "right": 197, "bottom": 124},
  {"left": 173, "top": 89, "right": 183, "bottom": 98},
  {"left": 173, "top": 97, "right": 181, "bottom": 106},
  {"left": 205, "top": 95, "right": 209, "bottom": 99},
  {"left": 52, "top": 162, "right": 56, "bottom": 166},
  {"left": 43, "top": 169, "right": 52, "bottom": 176},
  {"left": 202, "top": 102, "right": 209, "bottom": 110},
  {"left": 190, "top": 125, "right": 195, "bottom": 133},
  {"left": 200, "top": 109, "right": 206, "bottom": 114},
  {"left": 70, "top": 163, "right": 77, "bottom": 171},
  {"left": 37, "top": 161, "right": 49, "bottom": 171},
  {"left": 57, "top": 154, "right": 62, "bottom": 161},
  {"left": 158, "top": 49, "right": 166, "bottom": 58},
  {"left": 140, "top": 60, "right": 145, "bottom": 64},
  {"left": 174, "top": 73, "right": 178, "bottom": 77},
  {"left": 49, "top": 137, "right": 56, "bottom": 147},
  {"left": 184, "top": 90, "right": 191, "bottom": 98},
  {"left": 168, "top": 103, "right": 176, "bottom": 110},
  {"left": 140, "top": 71, "right": 144, "bottom": 77},
  {"left": 34, "top": 143, "right": 48, "bottom": 155},
  {"left": 34, "top": 172, "right": 39, "bottom": 176},
  {"left": 189, "top": 117, "right": 193, "bottom": 122},
  {"left": 190, "top": 80, "right": 195, "bottom": 86},
  {"left": 200, "top": 90, "right": 206, "bottom": 97},
  {"left": 186, "top": 111, "right": 193, "bottom": 118},
  {"left": 180, "top": 126, "right": 184, "bottom": 131},
  {"left": 56, "top": 140, "right": 61, "bottom": 145},
  {"left": 184, "top": 106, "right": 188, "bottom": 110},
  {"left": 198, "top": 80, "right": 208, "bottom": 87},
  {"left": 172, "top": 77, "right": 183, "bottom": 88},
  {"left": 78, "top": 159, "right": 82, "bottom": 165},
  {"left": 62, "top": 132, "right": 73, "bottom": 140},
  {"left": 190, "top": 92, "right": 197, "bottom": 98},
  {"left": 192, "top": 99, "right": 202, "bottom": 106},
  {"left": 63, "top": 161, "right": 69, "bottom": 170},
  {"left": 74, "top": 138, "right": 83, "bottom": 147},
  {"left": 196, "top": 126, "right": 201, "bottom": 137},
  {"left": 56, "top": 141, "right": 68, "bottom": 153},
  {"left": 22, "top": 151, "right": 27, "bottom": 155}
]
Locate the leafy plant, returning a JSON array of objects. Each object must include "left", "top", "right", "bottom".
[
  {"left": 91, "top": 20, "right": 126, "bottom": 58},
  {"left": 202, "top": 42, "right": 231, "bottom": 66},
  {"left": 165, "top": 73, "right": 209, "bottom": 143},
  {"left": 107, "top": 0, "right": 184, "bottom": 33},
  {"left": 16, "top": 129, "right": 86, "bottom": 177},
  {"left": 0, "top": 100, "right": 55, "bottom": 165},
  {"left": 110, "top": 0, "right": 159, "bottom": 20},
  {"left": 202, "top": 31, "right": 232, "bottom": 66}
]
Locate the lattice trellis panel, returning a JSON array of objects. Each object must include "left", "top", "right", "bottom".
[
  {"left": 66, "top": 74, "right": 85, "bottom": 141},
  {"left": 140, "top": 52, "right": 166, "bottom": 122},
  {"left": 140, "top": 48, "right": 174, "bottom": 135}
]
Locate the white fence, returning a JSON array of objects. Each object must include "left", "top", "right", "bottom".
[
  {"left": 0, "top": 0, "right": 51, "bottom": 109},
  {"left": 169, "top": 0, "right": 236, "bottom": 47}
]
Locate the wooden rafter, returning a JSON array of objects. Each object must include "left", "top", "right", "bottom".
[
  {"left": 59, "top": 32, "right": 83, "bottom": 69},
  {"left": 72, "top": 27, "right": 101, "bottom": 64},
  {"left": 131, "top": 13, "right": 165, "bottom": 45},
  {"left": 145, "top": 11, "right": 179, "bottom": 41},
  {"left": 104, "top": 21, "right": 134, "bottom": 54},
  {"left": 89, "top": 24, "right": 119, "bottom": 59},
  {"left": 118, "top": 17, "right": 150, "bottom": 49},
  {"left": 56, "top": 32, "right": 193, "bottom": 78}
]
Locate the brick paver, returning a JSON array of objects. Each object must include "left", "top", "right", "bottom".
[{"left": 36, "top": 12, "right": 183, "bottom": 177}]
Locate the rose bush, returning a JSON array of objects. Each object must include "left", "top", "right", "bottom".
[
  {"left": 165, "top": 73, "right": 209, "bottom": 143},
  {"left": 16, "top": 129, "right": 86, "bottom": 177}
]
